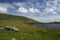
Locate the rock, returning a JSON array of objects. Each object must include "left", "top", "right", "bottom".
[
  {"left": 4, "top": 26, "right": 19, "bottom": 32},
  {"left": 0, "top": 27, "right": 5, "bottom": 30},
  {"left": 0, "top": 26, "right": 19, "bottom": 32},
  {"left": 12, "top": 38, "right": 16, "bottom": 40}
]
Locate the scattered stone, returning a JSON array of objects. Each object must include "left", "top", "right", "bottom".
[
  {"left": 0, "top": 26, "right": 19, "bottom": 32},
  {"left": 4, "top": 26, "right": 19, "bottom": 32},
  {"left": 12, "top": 38, "right": 16, "bottom": 40}
]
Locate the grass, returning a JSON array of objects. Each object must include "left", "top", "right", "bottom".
[
  {"left": 0, "top": 21, "right": 60, "bottom": 40},
  {"left": 0, "top": 14, "right": 60, "bottom": 40},
  {"left": 0, "top": 14, "right": 38, "bottom": 23}
]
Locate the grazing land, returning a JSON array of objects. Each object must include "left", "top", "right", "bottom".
[{"left": 0, "top": 14, "right": 60, "bottom": 40}]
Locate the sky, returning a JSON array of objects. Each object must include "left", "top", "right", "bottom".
[{"left": 0, "top": 0, "right": 60, "bottom": 22}]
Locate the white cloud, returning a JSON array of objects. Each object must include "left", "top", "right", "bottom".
[
  {"left": 17, "top": 7, "right": 28, "bottom": 13},
  {"left": 32, "top": 0, "right": 60, "bottom": 22},
  {"left": 13, "top": 2, "right": 35, "bottom": 8},
  {"left": 17, "top": 7, "right": 40, "bottom": 14},
  {"left": 13, "top": 2, "right": 41, "bottom": 14},
  {"left": 0, "top": 7, "right": 7, "bottom": 13},
  {"left": 29, "top": 8, "right": 40, "bottom": 13},
  {"left": 13, "top": 2, "right": 41, "bottom": 9},
  {"left": 13, "top": 2, "right": 25, "bottom": 7},
  {"left": 0, "top": 3, "right": 15, "bottom": 9},
  {"left": 14, "top": 0, "right": 60, "bottom": 22},
  {"left": 0, "top": 0, "right": 59, "bottom": 22},
  {"left": 0, "top": 3, "right": 15, "bottom": 14},
  {"left": 42, "top": 0, "right": 59, "bottom": 15},
  {"left": 44, "top": 8, "right": 54, "bottom": 13},
  {"left": 44, "top": 8, "right": 57, "bottom": 15}
]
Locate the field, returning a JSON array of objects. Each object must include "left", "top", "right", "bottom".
[{"left": 0, "top": 14, "right": 60, "bottom": 40}]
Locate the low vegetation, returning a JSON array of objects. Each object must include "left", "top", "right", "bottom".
[{"left": 0, "top": 14, "right": 60, "bottom": 40}]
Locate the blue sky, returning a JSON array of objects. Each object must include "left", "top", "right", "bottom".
[{"left": 0, "top": 0, "right": 60, "bottom": 22}]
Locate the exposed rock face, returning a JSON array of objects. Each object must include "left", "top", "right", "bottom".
[{"left": 0, "top": 26, "right": 19, "bottom": 32}]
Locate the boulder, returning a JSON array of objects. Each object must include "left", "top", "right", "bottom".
[
  {"left": 4, "top": 26, "right": 19, "bottom": 32},
  {"left": 0, "top": 26, "right": 19, "bottom": 32}
]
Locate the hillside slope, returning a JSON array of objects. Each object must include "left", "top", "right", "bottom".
[
  {"left": 0, "top": 14, "right": 38, "bottom": 23},
  {"left": 0, "top": 14, "right": 60, "bottom": 40}
]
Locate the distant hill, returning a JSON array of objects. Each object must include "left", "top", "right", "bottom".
[
  {"left": 29, "top": 22, "right": 60, "bottom": 24},
  {"left": 49, "top": 22, "right": 60, "bottom": 24}
]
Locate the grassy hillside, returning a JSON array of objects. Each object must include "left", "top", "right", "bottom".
[
  {"left": 0, "top": 14, "right": 38, "bottom": 23},
  {"left": 0, "top": 14, "right": 60, "bottom": 40}
]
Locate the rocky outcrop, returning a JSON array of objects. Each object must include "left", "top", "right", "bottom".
[{"left": 0, "top": 26, "right": 19, "bottom": 32}]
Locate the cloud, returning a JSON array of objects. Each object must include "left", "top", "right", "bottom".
[
  {"left": 0, "top": 0, "right": 59, "bottom": 22},
  {"left": 21, "top": 0, "right": 60, "bottom": 22},
  {"left": 45, "top": 8, "right": 54, "bottom": 13},
  {"left": 13, "top": 1, "right": 42, "bottom": 8},
  {"left": 13, "top": 2, "right": 25, "bottom": 7},
  {"left": 0, "top": 3, "right": 15, "bottom": 14},
  {"left": 42, "top": 0, "right": 59, "bottom": 15},
  {"left": 0, "top": 7, "right": 7, "bottom": 13},
  {"left": 17, "top": 7, "right": 28, "bottom": 13},
  {"left": 29, "top": 8, "right": 40, "bottom": 13},
  {"left": 42, "top": 0, "right": 58, "bottom": 15},
  {"left": 17, "top": 7, "right": 40, "bottom": 14},
  {"left": 0, "top": 3, "right": 15, "bottom": 9},
  {"left": 43, "top": 7, "right": 57, "bottom": 15},
  {"left": 12, "top": 0, "right": 60, "bottom": 22}
]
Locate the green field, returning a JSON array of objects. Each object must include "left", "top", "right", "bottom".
[{"left": 0, "top": 14, "right": 60, "bottom": 40}]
